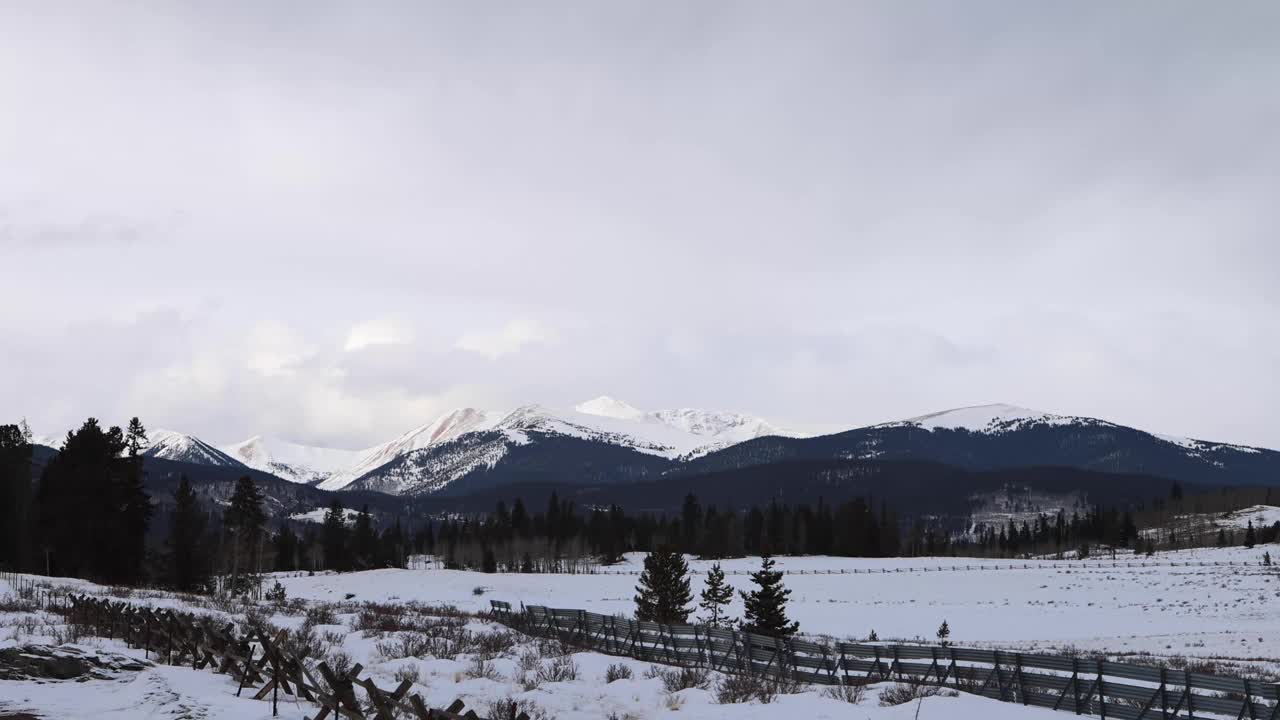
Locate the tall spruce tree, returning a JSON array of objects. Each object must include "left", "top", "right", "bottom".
[
  {"left": 740, "top": 555, "right": 798, "bottom": 637},
  {"left": 1244, "top": 521, "right": 1257, "bottom": 549},
  {"left": 167, "top": 476, "right": 208, "bottom": 592},
  {"left": 0, "top": 423, "right": 34, "bottom": 572},
  {"left": 321, "top": 499, "right": 350, "bottom": 571},
  {"left": 698, "top": 562, "right": 734, "bottom": 627},
  {"left": 37, "top": 419, "right": 151, "bottom": 584},
  {"left": 352, "top": 505, "right": 376, "bottom": 568},
  {"left": 634, "top": 547, "right": 693, "bottom": 624},
  {"left": 224, "top": 475, "right": 266, "bottom": 588}
]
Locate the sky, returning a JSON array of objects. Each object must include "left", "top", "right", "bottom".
[{"left": 2, "top": 2, "right": 1277, "bottom": 450}]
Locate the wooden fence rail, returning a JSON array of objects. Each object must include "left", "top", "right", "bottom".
[
  {"left": 49, "top": 594, "right": 527, "bottom": 720},
  {"left": 492, "top": 600, "right": 1280, "bottom": 720}
]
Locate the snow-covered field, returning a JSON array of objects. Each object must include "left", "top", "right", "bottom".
[
  {"left": 3, "top": 545, "right": 1278, "bottom": 719},
  {"left": 281, "top": 547, "right": 1280, "bottom": 662}
]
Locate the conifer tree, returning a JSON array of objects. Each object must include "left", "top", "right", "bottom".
[
  {"left": 1244, "top": 520, "right": 1257, "bottom": 549},
  {"left": 322, "top": 499, "right": 350, "bottom": 571},
  {"left": 634, "top": 547, "right": 693, "bottom": 624},
  {"left": 167, "top": 476, "right": 208, "bottom": 592},
  {"left": 0, "top": 424, "right": 34, "bottom": 572},
  {"left": 936, "top": 619, "right": 951, "bottom": 646},
  {"left": 224, "top": 475, "right": 266, "bottom": 588},
  {"left": 739, "top": 555, "right": 798, "bottom": 637},
  {"left": 352, "top": 505, "right": 376, "bottom": 568},
  {"left": 698, "top": 562, "right": 734, "bottom": 627}
]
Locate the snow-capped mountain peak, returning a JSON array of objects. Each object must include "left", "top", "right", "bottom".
[
  {"left": 222, "top": 435, "right": 365, "bottom": 485},
  {"left": 574, "top": 396, "right": 645, "bottom": 421},
  {"left": 144, "top": 429, "right": 245, "bottom": 468},
  {"left": 316, "top": 408, "right": 503, "bottom": 491},
  {"left": 886, "top": 403, "right": 1113, "bottom": 434}
]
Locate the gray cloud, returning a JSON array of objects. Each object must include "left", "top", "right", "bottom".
[{"left": 1, "top": 2, "right": 1276, "bottom": 449}]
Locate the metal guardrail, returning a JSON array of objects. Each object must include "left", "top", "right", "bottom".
[{"left": 493, "top": 601, "right": 1280, "bottom": 720}]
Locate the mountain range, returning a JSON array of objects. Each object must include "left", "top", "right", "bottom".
[{"left": 32, "top": 400, "right": 1280, "bottom": 498}]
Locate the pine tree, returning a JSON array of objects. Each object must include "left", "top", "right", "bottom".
[
  {"left": 634, "top": 547, "right": 693, "bottom": 624},
  {"left": 698, "top": 562, "right": 734, "bottom": 627},
  {"left": 936, "top": 620, "right": 951, "bottom": 646},
  {"left": 224, "top": 475, "right": 266, "bottom": 589},
  {"left": 352, "top": 505, "right": 376, "bottom": 568},
  {"left": 37, "top": 419, "right": 150, "bottom": 584},
  {"left": 482, "top": 546, "right": 498, "bottom": 573},
  {"left": 322, "top": 499, "right": 350, "bottom": 571},
  {"left": 167, "top": 476, "right": 208, "bottom": 592},
  {"left": 0, "top": 424, "right": 34, "bottom": 572},
  {"left": 1244, "top": 521, "right": 1257, "bottom": 549},
  {"left": 739, "top": 555, "right": 798, "bottom": 637}
]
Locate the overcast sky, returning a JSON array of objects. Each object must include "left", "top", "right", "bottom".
[{"left": 2, "top": 2, "right": 1277, "bottom": 450}]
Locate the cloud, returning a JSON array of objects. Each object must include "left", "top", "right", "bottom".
[
  {"left": 455, "top": 320, "right": 552, "bottom": 360},
  {"left": 1, "top": 3, "right": 1277, "bottom": 450},
  {"left": 344, "top": 318, "right": 414, "bottom": 352}
]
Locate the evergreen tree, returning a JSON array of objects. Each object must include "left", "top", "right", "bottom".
[
  {"left": 937, "top": 620, "right": 951, "bottom": 646},
  {"left": 167, "top": 476, "right": 208, "bottom": 592},
  {"left": 1244, "top": 520, "right": 1257, "bottom": 549},
  {"left": 634, "top": 547, "right": 693, "bottom": 624},
  {"left": 321, "top": 499, "right": 350, "bottom": 571},
  {"left": 482, "top": 546, "right": 498, "bottom": 573},
  {"left": 352, "top": 505, "right": 376, "bottom": 568},
  {"left": 224, "top": 475, "right": 266, "bottom": 586},
  {"left": 273, "top": 524, "right": 300, "bottom": 571},
  {"left": 698, "top": 562, "right": 734, "bottom": 627},
  {"left": 740, "top": 555, "right": 798, "bottom": 638},
  {"left": 120, "top": 417, "right": 153, "bottom": 583},
  {"left": 37, "top": 419, "right": 151, "bottom": 584},
  {"left": 0, "top": 424, "right": 34, "bottom": 572}
]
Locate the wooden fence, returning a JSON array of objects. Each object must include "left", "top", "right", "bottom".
[
  {"left": 55, "top": 594, "right": 527, "bottom": 720},
  {"left": 492, "top": 601, "right": 1280, "bottom": 720}
]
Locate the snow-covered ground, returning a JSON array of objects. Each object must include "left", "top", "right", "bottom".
[
  {"left": 4, "top": 545, "right": 1279, "bottom": 719},
  {"left": 280, "top": 547, "right": 1280, "bottom": 662},
  {"left": 0, "top": 575, "right": 1063, "bottom": 720}
]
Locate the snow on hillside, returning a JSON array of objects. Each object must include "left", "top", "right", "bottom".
[
  {"left": 885, "top": 403, "right": 1114, "bottom": 434},
  {"left": 289, "top": 507, "right": 362, "bottom": 524},
  {"left": 143, "top": 430, "right": 246, "bottom": 467},
  {"left": 318, "top": 408, "right": 503, "bottom": 491},
  {"left": 1218, "top": 505, "right": 1280, "bottom": 529},
  {"left": 222, "top": 435, "right": 364, "bottom": 485},
  {"left": 278, "top": 545, "right": 1280, "bottom": 663}
]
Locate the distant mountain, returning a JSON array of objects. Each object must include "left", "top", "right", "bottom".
[
  {"left": 37, "top": 402, "right": 1278, "bottom": 499},
  {"left": 342, "top": 399, "right": 797, "bottom": 496},
  {"left": 143, "top": 430, "right": 246, "bottom": 468},
  {"left": 222, "top": 435, "right": 363, "bottom": 486},
  {"left": 679, "top": 403, "right": 1279, "bottom": 488}
]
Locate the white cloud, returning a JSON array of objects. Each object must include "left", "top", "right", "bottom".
[
  {"left": 344, "top": 318, "right": 413, "bottom": 352},
  {"left": 455, "top": 319, "right": 551, "bottom": 360}
]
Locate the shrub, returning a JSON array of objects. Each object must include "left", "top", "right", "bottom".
[
  {"left": 714, "top": 671, "right": 802, "bottom": 704},
  {"left": 647, "top": 665, "right": 710, "bottom": 693},
  {"left": 394, "top": 664, "right": 420, "bottom": 685},
  {"left": 604, "top": 663, "right": 634, "bottom": 683},
  {"left": 483, "top": 697, "right": 551, "bottom": 720},
  {"left": 266, "top": 581, "right": 288, "bottom": 605},
  {"left": 281, "top": 621, "right": 325, "bottom": 659},
  {"left": 536, "top": 654, "right": 579, "bottom": 683},
  {"left": 305, "top": 604, "right": 338, "bottom": 626},
  {"left": 472, "top": 629, "right": 518, "bottom": 659},
  {"left": 820, "top": 679, "right": 866, "bottom": 704},
  {"left": 472, "top": 586, "right": 486, "bottom": 597},
  {"left": 466, "top": 657, "right": 502, "bottom": 681},
  {"left": 878, "top": 683, "right": 957, "bottom": 706}
]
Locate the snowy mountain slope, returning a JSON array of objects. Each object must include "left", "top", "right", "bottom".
[
  {"left": 143, "top": 430, "right": 246, "bottom": 468},
  {"left": 882, "top": 403, "right": 1117, "bottom": 434},
  {"left": 221, "top": 436, "right": 365, "bottom": 485},
  {"left": 681, "top": 403, "right": 1280, "bottom": 488},
  {"left": 343, "top": 399, "right": 806, "bottom": 495},
  {"left": 317, "top": 408, "right": 503, "bottom": 491}
]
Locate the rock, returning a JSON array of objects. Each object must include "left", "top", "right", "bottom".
[{"left": 0, "top": 645, "right": 151, "bottom": 682}]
